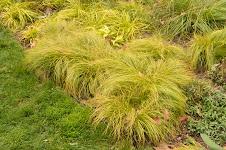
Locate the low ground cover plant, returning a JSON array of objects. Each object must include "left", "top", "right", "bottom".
[{"left": 185, "top": 80, "right": 226, "bottom": 145}]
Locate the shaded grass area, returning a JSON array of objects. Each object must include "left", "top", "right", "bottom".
[{"left": 0, "top": 28, "right": 111, "bottom": 149}]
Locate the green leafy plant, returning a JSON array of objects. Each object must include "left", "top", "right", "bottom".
[
  {"left": 208, "top": 59, "right": 226, "bottom": 86},
  {"left": 186, "top": 81, "right": 226, "bottom": 145},
  {"left": 0, "top": 1, "right": 39, "bottom": 30},
  {"left": 89, "top": 54, "right": 191, "bottom": 145}
]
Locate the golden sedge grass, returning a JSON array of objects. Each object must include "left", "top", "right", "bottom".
[
  {"left": 54, "top": 2, "right": 150, "bottom": 46},
  {"left": 154, "top": 0, "right": 226, "bottom": 38},
  {"left": 124, "top": 36, "right": 184, "bottom": 60},
  {"left": 25, "top": 21, "right": 192, "bottom": 146},
  {"left": 25, "top": 26, "right": 113, "bottom": 99},
  {"left": 89, "top": 54, "right": 191, "bottom": 145},
  {"left": 0, "top": 2, "right": 39, "bottom": 30},
  {"left": 191, "top": 28, "right": 226, "bottom": 71}
]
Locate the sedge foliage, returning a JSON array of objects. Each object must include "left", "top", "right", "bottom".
[
  {"left": 0, "top": 1, "right": 39, "bottom": 30},
  {"left": 25, "top": 22, "right": 191, "bottom": 145},
  {"left": 25, "top": 25, "right": 113, "bottom": 99},
  {"left": 0, "top": 0, "right": 13, "bottom": 11},
  {"left": 124, "top": 36, "right": 184, "bottom": 60},
  {"left": 18, "top": 1, "right": 150, "bottom": 46},
  {"left": 191, "top": 29, "right": 226, "bottom": 71},
  {"left": 54, "top": 2, "right": 150, "bottom": 46},
  {"left": 90, "top": 54, "right": 191, "bottom": 145},
  {"left": 155, "top": 0, "right": 226, "bottom": 38}
]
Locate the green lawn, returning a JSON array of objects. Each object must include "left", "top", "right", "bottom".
[{"left": 0, "top": 28, "right": 111, "bottom": 149}]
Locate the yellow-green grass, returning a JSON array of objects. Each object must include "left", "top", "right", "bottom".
[
  {"left": 191, "top": 29, "right": 226, "bottom": 71},
  {"left": 25, "top": 25, "right": 114, "bottom": 99},
  {"left": 25, "top": 22, "right": 192, "bottom": 146},
  {"left": 153, "top": 0, "right": 226, "bottom": 38},
  {"left": 18, "top": 1, "right": 151, "bottom": 47},
  {"left": 0, "top": 1, "right": 39, "bottom": 31},
  {"left": 89, "top": 53, "right": 191, "bottom": 145},
  {"left": 124, "top": 36, "right": 184, "bottom": 60},
  {"left": 53, "top": 1, "right": 150, "bottom": 46}
]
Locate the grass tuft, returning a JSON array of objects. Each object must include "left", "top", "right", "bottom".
[
  {"left": 25, "top": 25, "right": 113, "bottom": 99},
  {"left": 124, "top": 36, "right": 184, "bottom": 60},
  {"left": 191, "top": 29, "right": 226, "bottom": 71},
  {"left": 154, "top": 0, "right": 226, "bottom": 38},
  {"left": 89, "top": 54, "right": 191, "bottom": 145},
  {"left": 0, "top": 1, "right": 39, "bottom": 31}
]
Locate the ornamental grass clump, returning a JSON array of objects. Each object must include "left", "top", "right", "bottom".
[
  {"left": 25, "top": 21, "right": 191, "bottom": 146},
  {"left": 124, "top": 36, "right": 184, "bottom": 60},
  {"left": 0, "top": 1, "right": 39, "bottom": 30},
  {"left": 89, "top": 54, "right": 191, "bottom": 145},
  {"left": 191, "top": 29, "right": 226, "bottom": 72},
  {"left": 25, "top": 26, "right": 113, "bottom": 99},
  {"left": 54, "top": 2, "right": 150, "bottom": 46},
  {"left": 155, "top": 0, "right": 226, "bottom": 38}
]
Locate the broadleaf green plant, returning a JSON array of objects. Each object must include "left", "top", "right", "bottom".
[
  {"left": 201, "top": 134, "right": 223, "bottom": 150},
  {"left": 186, "top": 80, "right": 226, "bottom": 145}
]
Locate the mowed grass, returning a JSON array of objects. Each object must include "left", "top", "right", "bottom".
[{"left": 0, "top": 27, "right": 111, "bottom": 149}]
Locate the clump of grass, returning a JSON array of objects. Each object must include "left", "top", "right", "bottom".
[
  {"left": 154, "top": 0, "right": 226, "bottom": 38},
  {"left": 20, "top": 21, "right": 43, "bottom": 47},
  {"left": 0, "top": 0, "right": 12, "bottom": 11},
  {"left": 89, "top": 54, "right": 191, "bottom": 145},
  {"left": 25, "top": 23, "right": 113, "bottom": 99},
  {"left": 124, "top": 36, "right": 184, "bottom": 60},
  {"left": 0, "top": 1, "right": 39, "bottom": 30},
  {"left": 54, "top": 3, "right": 86, "bottom": 21},
  {"left": 54, "top": 2, "right": 150, "bottom": 46},
  {"left": 191, "top": 29, "right": 226, "bottom": 72},
  {"left": 25, "top": 22, "right": 192, "bottom": 146}
]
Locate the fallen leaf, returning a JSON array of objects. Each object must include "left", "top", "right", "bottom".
[
  {"left": 153, "top": 117, "right": 161, "bottom": 125},
  {"left": 179, "top": 115, "right": 188, "bottom": 123}
]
